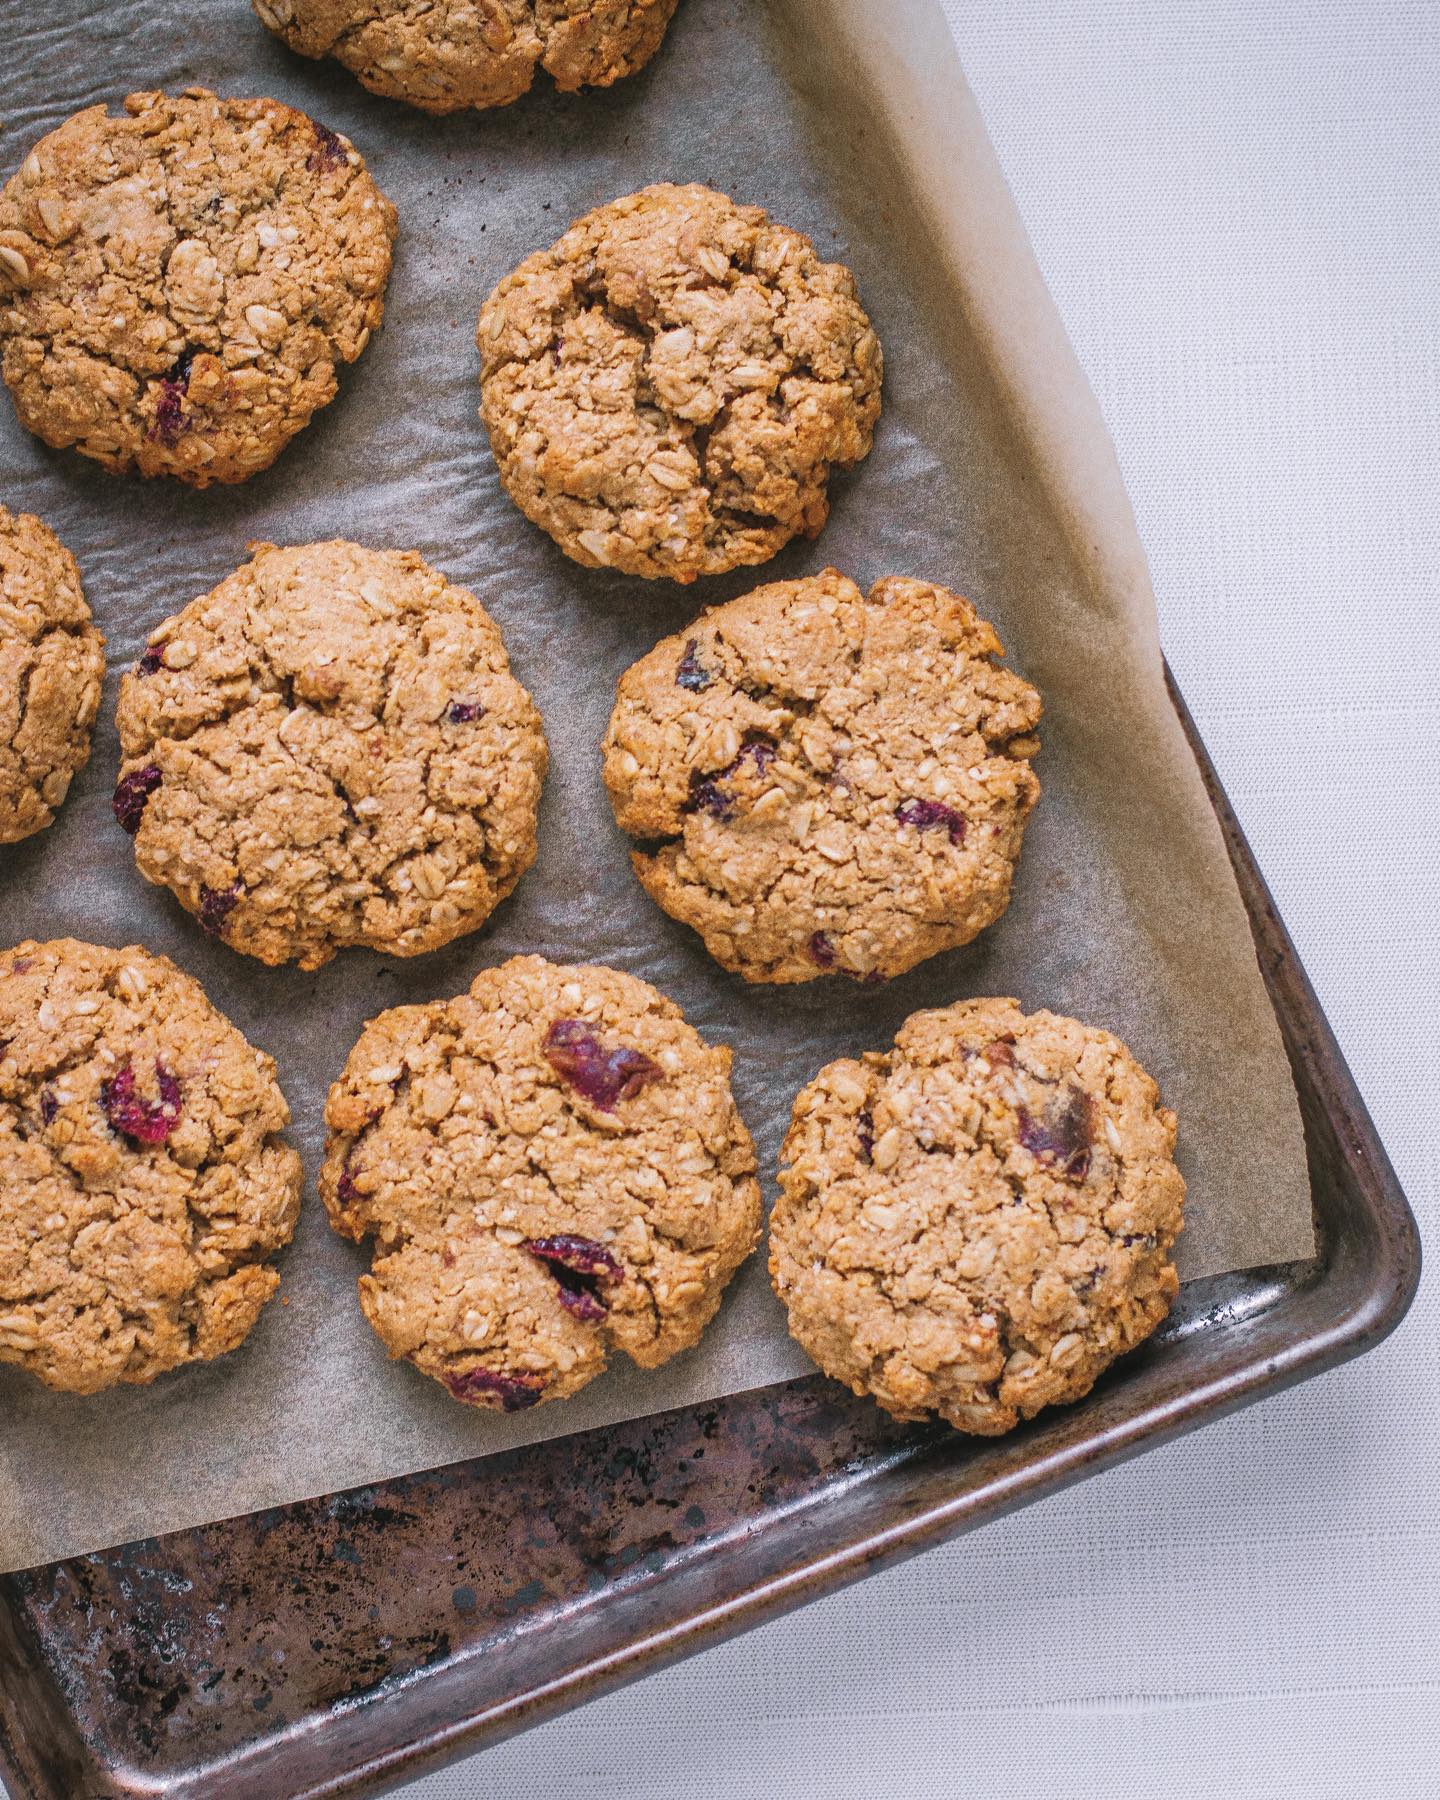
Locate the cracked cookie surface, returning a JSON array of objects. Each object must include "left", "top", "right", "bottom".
[
  {"left": 321, "top": 954, "right": 761, "bottom": 1411},
  {"left": 478, "top": 183, "right": 882, "bottom": 583},
  {"left": 256, "top": 0, "right": 681, "bottom": 113},
  {"left": 0, "top": 938, "right": 302, "bottom": 1394},
  {"left": 0, "top": 88, "right": 396, "bottom": 486},
  {"left": 771, "top": 997, "right": 1185, "bottom": 1435},
  {"left": 115, "top": 540, "right": 547, "bottom": 970},
  {"left": 603, "top": 570, "right": 1042, "bottom": 982},
  {"left": 0, "top": 507, "right": 105, "bottom": 844}
]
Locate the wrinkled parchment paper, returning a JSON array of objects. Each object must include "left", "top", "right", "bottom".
[{"left": 0, "top": 0, "right": 1313, "bottom": 1574}]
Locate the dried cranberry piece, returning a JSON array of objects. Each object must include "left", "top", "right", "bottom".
[
  {"left": 39, "top": 1091, "right": 57, "bottom": 1126},
  {"left": 685, "top": 738, "right": 779, "bottom": 822},
  {"left": 443, "top": 1366, "right": 545, "bottom": 1411},
  {"left": 544, "top": 1019, "right": 662, "bottom": 1112},
  {"left": 112, "top": 765, "right": 162, "bottom": 834},
  {"left": 445, "top": 699, "right": 485, "bottom": 723},
  {"left": 198, "top": 883, "right": 240, "bottom": 939},
  {"left": 675, "top": 639, "right": 714, "bottom": 692},
  {"left": 525, "top": 1235, "right": 624, "bottom": 1281},
  {"left": 136, "top": 646, "right": 165, "bottom": 677},
  {"left": 336, "top": 1166, "right": 359, "bottom": 1205},
  {"left": 896, "top": 798, "right": 967, "bottom": 846},
  {"left": 808, "top": 930, "right": 837, "bottom": 968},
  {"left": 149, "top": 382, "right": 187, "bottom": 444},
  {"left": 1018, "top": 1085, "right": 1094, "bottom": 1181},
  {"left": 857, "top": 1108, "right": 875, "bottom": 1160},
  {"left": 100, "top": 1060, "right": 183, "bottom": 1144},
  {"left": 307, "top": 121, "right": 348, "bottom": 172},
  {"left": 525, "top": 1235, "right": 623, "bottom": 1320}
]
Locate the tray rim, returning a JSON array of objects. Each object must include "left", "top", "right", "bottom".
[{"left": 0, "top": 667, "right": 1421, "bottom": 1800}]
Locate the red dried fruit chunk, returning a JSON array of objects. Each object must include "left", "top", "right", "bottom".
[
  {"left": 685, "top": 738, "right": 778, "bottom": 821},
  {"left": 808, "top": 930, "right": 837, "bottom": 968},
  {"left": 445, "top": 699, "right": 485, "bottom": 723},
  {"left": 543, "top": 1019, "right": 662, "bottom": 1111},
  {"left": 112, "top": 765, "right": 162, "bottom": 833},
  {"left": 525, "top": 1234, "right": 623, "bottom": 1281},
  {"left": 39, "top": 1090, "right": 57, "bottom": 1126},
  {"left": 336, "top": 1166, "right": 359, "bottom": 1205},
  {"left": 1018, "top": 1086, "right": 1094, "bottom": 1180},
  {"left": 443, "top": 1366, "right": 545, "bottom": 1411},
  {"left": 100, "top": 1060, "right": 183, "bottom": 1145},
  {"left": 136, "top": 646, "right": 165, "bottom": 677},
  {"left": 198, "top": 883, "right": 240, "bottom": 938},
  {"left": 525, "top": 1234, "right": 623, "bottom": 1321},
  {"left": 675, "top": 638, "right": 714, "bottom": 692},
  {"left": 896, "top": 798, "right": 967, "bottom": 846},
  {"left": 857, "top": 1108, "right": 875, "bottom": 1160},
  {"left": 307, "top": 121, "right": 348, "bottom": 172}
]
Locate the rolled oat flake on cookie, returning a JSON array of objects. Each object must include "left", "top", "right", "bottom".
[{"left": 0, "top": 88, "right": 396, "bottom": 485}]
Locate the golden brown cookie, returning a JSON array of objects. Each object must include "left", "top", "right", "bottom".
[
  {"left": 0, "top": 506, "right": 105, "bottom": 844},
  {"left": 478, "top": 183, "right": 882, "bottom": 582},
  {"left": 603, "top": 570, "right": 1041, "bottom": 982},
  {"left": 256, "top": 0, "right": 681, "bottom": 113},
  {"left": 0, "top": 89, "right": 396, "bottom": 486},
  {"left": 0, "top": 939, "right": 302, "bottom": 1395},
  {"left": 771, "top": 997, "right": 1184, "bottom": 1434},
  {"left": 113, "top": 540, "right": 547, "bottom": 970},
  {"left": 321, "top": 954, "right": 761, "bottom": 1411}
]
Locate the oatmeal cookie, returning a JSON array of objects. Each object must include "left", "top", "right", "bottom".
[
  {"left": 0, "top": 939, "right": 302, "bottom": 1394},
  {"left": 256, "top": 0, "right": 681, "bottom": 113},
  {"left": 114, "top": 540, "right": 547, "bottom": 970},
  {"left": 0, "top": 88, "right": 396, "bottom": 486},
  {"left": 771, "top": 997, "right": 1185, "bottom": 1435},
  {"left": 603, "top": 570, "right": 1041, "bottom": 982},
  {"left": 0, "top": 507, "right": 105, "bottom": 843},
  {"left": 477, "top": 183, "right": 882, "bottom": 582},
  {"left": 321, "top": 954, "right": 761, "bottom": 1411}
]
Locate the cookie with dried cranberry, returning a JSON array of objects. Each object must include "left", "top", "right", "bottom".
[
  {"left": 0, "top": 506, "right": 105, "bottom": 843},
  {"left": 478, "top": 183, "right": 882, "bottom": 582},
  {"left": 0, "top": 938, "right": 302, "bottom": 1394},
  {"left": 114, "top": 540, "right": 547, "bottom": 970},
  {"left": 0, "top": 88, "right": 395, "bottom": 486},
  {"left": 256, "top": 0, "right": 680, "bottom": 114},
  {"left": 321, "top": 954, "right": 761, "bottom": 1412},
  {"left": 603, "top": 569, "right": 1041, "bottom": 982},
  {"left": 771, "top": 997, "right": 1185, "bottom": 1436}
]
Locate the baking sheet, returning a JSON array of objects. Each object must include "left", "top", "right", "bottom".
[{"left": 0, "top": 0, "right": 1312, "bottom": 1575}]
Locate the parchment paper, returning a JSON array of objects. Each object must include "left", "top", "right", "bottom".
[{"left": 0, "top": 0, "right": 1313, "bottom": 1575}]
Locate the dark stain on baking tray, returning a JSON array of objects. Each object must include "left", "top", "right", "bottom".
[{"left": 0, "top": 679, "right": 1420, "bottom": 1800}]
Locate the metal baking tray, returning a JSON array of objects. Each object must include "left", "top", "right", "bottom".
[{"left": 0, "top": 677, "right": 1419, "bottom": 1800}]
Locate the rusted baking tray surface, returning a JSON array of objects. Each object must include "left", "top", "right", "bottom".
[{"left": 0, "top": 684, "right": 1419, "bottom": 1800}]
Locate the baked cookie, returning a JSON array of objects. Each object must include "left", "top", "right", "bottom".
[
  {"left": 603, "top": 570, "right": 1041, "bottom": 982},
  {"left": 321, "top": 954, "right": 761, "bottom": 1411},
  {"left": 0, "top": 939, "right": 302, "bottom": 1394},
  {"left": 256, "top": 0, "right": 681, "bottom": 113},
  {"left": 478, "top": 183, "right": 882, "bottom": 582},
  {"left": 0, "top": 507, "right": 105, "bottom": 843},
  {"left": 114, "top": 540, "right": 547, "bottom": 970},
  {"left": 771, "top": 997, "right": 1185, "bottom": 1435},
  {"left": 0, "top": 89, "right": 396, "bottom": 486}
]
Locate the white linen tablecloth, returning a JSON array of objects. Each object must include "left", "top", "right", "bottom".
[{"left": 398, "top": 2, "right": 1440, "bottom": 1795}]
